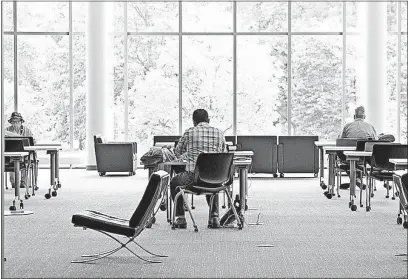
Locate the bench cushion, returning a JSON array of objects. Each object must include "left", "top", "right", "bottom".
[{"left": 72, "top": 210, "right": 135, "bottom": 237}]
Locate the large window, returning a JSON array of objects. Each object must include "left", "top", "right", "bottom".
[{"left": 2, "top": 1, "right": 407, "bottom": 160}]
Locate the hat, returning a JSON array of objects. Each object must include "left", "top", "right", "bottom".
[
  {"left": 355, "top": 106, "right": 365, "bottom": 118},
  {"left": 8, "top": 112, "right": 24, "bottom": 123}
]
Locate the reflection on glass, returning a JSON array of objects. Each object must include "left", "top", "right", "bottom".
[
  {"left": 182, "top": 2, "right": 232, "bottom": 32},
  {"left": 17, "top": 36, "right": 70, "bottom": 149},
  {"left": 127, "top": 2, "right": 178, "bottom": 32},
  {"left": 3, "top": 1, "right": 13, "bottom": 32},
  {"left": 3, "top": 35, "right": 14, "bottom": 120},
  {"left": 237, "top": 36, "right": 287, "bottom": 135},
  {"left": 292, "top": 2, "right": 342, "bottom": 32},
  {"left": 73, "top": 35, "right": 86, "bottom": 151},
  {"left": 237, "top": 2, "right": 287, "bottom": 32},
  {"left": 291, "top": 35, "right": 342, "bottom": 138},
  {"left": 17, "top": 2, "right": 68, "bottom": 32},
  {"left": 112, "top": 36, "right": 125, "bottom": 141},
  {"left": 128, "top": 36, "right": 179, "bottom": 156},
  {"left": 182, "top": 36, "right": 233, "bottom": 134}
]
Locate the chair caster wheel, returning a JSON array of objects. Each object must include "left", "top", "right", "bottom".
[
  {"left": 9, "top": 205, "right": 16, "bottom": 211},
  {"left": 24, "top": 194, "right": 30, "bottom": 200},
  {"left": 366, "top": 206, "right": 371, "bottom": 212},
  {"left": 159, "top": 204, "right": 167, "bottom": 211},
  {"left": 392, "top": 197, "right": 395, "bottom": 200},
  {"left": 57, "top": 183, "right": 61, "bottom": 188},
  {"left": 385, "top": 195, "right": 389, "bottom": 199},
  {"left": 191, "top": 206, "right": 195, "bottom": 210},
  {"left": 397, "top": 217, "right": 402, "bottom": 225},
  {"left": 45, "top": 193, "right": 51, "bottom": 199},
  {"left": 321, "top": 185, "right": 327, "bottom": 190},
  {"left": 371, "top": 193, "right": 374, "bottom": 198},
  {"left": 273, "top": 173, "right": 278, "bottom": 178},
  {"left": 337, "top": 195, "right": 341, "bottom": 198},
  {"left": 280, "top": 173, "right": 284, "bottom": 178},
  {"left": 351, "top": 204, "right": 357, "bottom": 211},
  {"left": 19, "top": 202, "right": 23, "bottom": 209},
  {"left": 326, "top": 193, "right": 332, "bottom": 199},
  {"left": 194, "top": 226, "right": 198, "bottom": 232},
  {"left": 99, "top": 172, "right": 105, "bottom": 177},
  {"left": 238, "top": 224, "right": 243, "bottom": 230},
  {"left": 34, "top": 186, "right": 39, "bottom": 191},
  {"left": 51, "top": 191, "right": 57, "bottom": 197},
  {"left": 151, "top": 216, "right": 156, "bottom": 224},
  {"left": 395, "top": 192, "right": 399, "bottom": 197},
  {"left": 132, "top": 171, "right": 136, "bottom": 175},
  {"left": 171, "top": 225, "right": 175, "bottom": 230},
  {"left": 360, "top": 204, "right": 363, "bottom": 207},
  {"left": 403, "top": 222, "right": 408, "bottom": 229},
  {"left": 222, "top": 205, "right": 226, "bottom": 209},
  {"left": 146, "top": 222, "right": 152, "bottom": 228}
]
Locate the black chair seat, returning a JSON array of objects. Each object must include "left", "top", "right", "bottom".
[
  {"left": 370, "top": 171, "right": 394, "bottom": 180},
  {"left": 72, "top": 210, "right": 135, "bottom": 237}
]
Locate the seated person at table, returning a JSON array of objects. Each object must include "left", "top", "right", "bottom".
[
  {"left": 170, "top": 109, "right": 226, "bottom": 229},
  {"left": 5, "top": 112, "right": 35, "bottom": 188},
  {"left": 340, "top": 106, "right": 377, "bottom": 188},
  {"left": 340, "top": 106, "right": 377, "bottom": 139}
]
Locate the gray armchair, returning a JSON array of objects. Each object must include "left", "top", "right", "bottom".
[{"left": 94, "top": 135, "right": 138, "bottom": 176}]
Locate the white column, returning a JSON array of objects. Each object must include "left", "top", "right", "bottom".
[
  {"left": 86, "top": 2, "right": 112, "bottom": 170},
  {"left": 359, "top": 2, "right": 387, "bottom": 133}
]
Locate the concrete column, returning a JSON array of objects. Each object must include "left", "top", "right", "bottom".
[
  {"left": 86, "top": 2, "right": 112, "bottom": 170},
  {"left": 359, "top": 2, "right": 387, "bottom": 133}
]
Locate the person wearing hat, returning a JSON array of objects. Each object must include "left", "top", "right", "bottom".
[{"left": 5, "top": 112, "right": 35, "bottom": 188}]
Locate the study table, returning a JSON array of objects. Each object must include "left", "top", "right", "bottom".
[
  {"left": 314, "top": 141, "right": 336, "bottom": 189},
  {"left": 4, "top": 152, "right": 34, "bottom": 216},
  {"left": 24, "top": 145, "right": 62, "bottom": 199}
]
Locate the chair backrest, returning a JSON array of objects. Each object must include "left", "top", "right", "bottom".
[
  {"left": 6, "top": 136, "right": 34, "bottom": 146},
  {"left": 193, "top": 153, "right": 234, "bottom": 186},
  {"left": 356, "top": 140, "right": 388, "bottom": 151},
  {"left": 94, "top": 134, "right": 103, "bottom": 144},
  {"left": 403, "top": 173, "right": 408, "bottom": 192},
  {"left": 129, "top": 170, "right": 169, "bottom": 228},
  {"left": 364, "top": 141, "right": 397, "bottom": 152},
  {"left": 371, "top": 144, "right": 408, "bottom": 170},
  {"left": 336, "top": 138, "right": 361, "bottom": 147},
  {"left": 5, "top": 139, "right": 26, "bottom": 152},
  {"left": 153, "top": 136, "right": 181, "bottom": 146}
]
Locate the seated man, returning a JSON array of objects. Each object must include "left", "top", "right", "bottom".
[
  {"left": 340, "top": 106, "right": 377, "bottom": 188},
  {"left": 170, "top": 109, "right": 226, "bottom": 229},
  {"left": 5, "top": 112, "right": 35, "bottom": 188}
]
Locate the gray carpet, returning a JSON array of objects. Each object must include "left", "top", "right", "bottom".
[{"left": 2, "top": 169, "right": 407, "bottom": 278}]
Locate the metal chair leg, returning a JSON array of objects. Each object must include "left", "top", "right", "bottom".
[{"left": 225, "top": 190, "right": 242, "bottom": 229}]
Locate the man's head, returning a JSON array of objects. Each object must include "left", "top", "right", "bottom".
[
  {"left": 8, "top": 112, "right": 24, "bottom": 130},
  {"left": 354, "top": 106, "right": 366, "bottom": 120},
  {"left": 192, "top": 109, "right": 209, "bottom": 126}
]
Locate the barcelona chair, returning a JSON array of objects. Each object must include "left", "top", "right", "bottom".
[{"left": 71, "top": 170, "right": 170, "bottom": 264}]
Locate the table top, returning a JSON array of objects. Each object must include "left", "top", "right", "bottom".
[
  {"left": 389, "top": 158, "right": 408, "bottom": 166},
  {"left": 233, "top": 151, "right": 254, "bottom": 156},
  {"left": 162, "top": 157, "right": 253, "bottom": 166},
  {"left": 4, "top": 152, "right": 30, "bottom": 157},
  {"left": 314, "top": 141, "right": 336, "bottom": 147},
  {"left": 324, "top": 146, "right": 356, "bottom": 152},
  {"left": 25, "top": 146, "right": 62, "bottom": 151},
  {"left": 233, "top": 158, "right": 252, "bottom": 166},
  {"left": 35, "top": 142, "right": 62, "bottom": 147},
  {"left": 343, "top": 151, "right": 372, "bottom": 157}
]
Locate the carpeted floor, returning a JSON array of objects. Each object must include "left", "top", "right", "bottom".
[{"left": 2, "top": 169, "right": 407, "bottom": 278}]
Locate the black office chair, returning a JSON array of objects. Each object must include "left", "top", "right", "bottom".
[
  {"left": 71, "top": 171, "right": 170, "bottom": 264},
  {"left": 366, "top": 144, "right": 408, "bottom": 210},
  {"left": 172, "top": 153, "right": 242, "bottom": 232}
]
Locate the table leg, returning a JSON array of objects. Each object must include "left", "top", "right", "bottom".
[
  {"left": 55, "top": 151, "right": 61, "bottom": 188},
  {"left": 239, "top": 166, "right": 247, "bottom": 224},
  {"left": 50, "top": 153, "right": 56, "bottom": 189},
  {"left": 349, "top": 160, "right": 357, "bottom": 211},
  {"left": 319, "top": 147, "right": 327, "bottom": 189}
]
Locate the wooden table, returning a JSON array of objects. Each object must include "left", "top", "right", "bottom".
[
  {"left": 343, "top": 151, "right": 372, "bottom": 211},
  {"left": 4, "top": 152, "right": 34, "bottom": 216},
  {"left": 323, "top": 146, "right": 356, "bottom": 199},
  {"left": 24, "top": 145, "right": 63, "bottom": 199}
]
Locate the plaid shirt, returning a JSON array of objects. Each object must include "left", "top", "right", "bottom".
[
  {"left": 6, "top": 125, "right": 35, "bottom": 144},
  {"left": 175, "top": 122, "right": 226, "bottom": 172}
]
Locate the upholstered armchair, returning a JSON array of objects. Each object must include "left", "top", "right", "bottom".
[{"left": 93, "top": 135, "right": 138, "bottom": 176}]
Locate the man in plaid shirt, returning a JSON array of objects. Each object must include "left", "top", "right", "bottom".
[{"left": 171, "top": 109, "right": 226, "bottom": 229}]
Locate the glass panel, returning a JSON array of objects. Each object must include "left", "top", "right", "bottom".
[
  {"left": 17, "top": 36, "right": 69, "bottom": 148},
  {"left": 385, "top": 34, "right": 398, "bottom": 136},
  {"left": 182, "top": 36, "right": 232, "bottom": 133},
  {"left": 387, "top": 2, "right": 398, "bottom": 32},
  {"left": 236, "top": 2, "right": 287, "bottom": 32},
  {"left": 73, "top": 35, "right": 86, "bottom": 151},
  {"left": 17, "top": 2, "right": 69, "bottom": 32},
  {"left": 237, "top": 36, "right": 287, "bottom": 135},
  {"left": 112, "top": 36, "right": 125, "bottom": 141},
  {"left": 291, "top": 35, "right": 342, "bottom": 138},
  {"left": 3, "top": 35, "right": 14, "bottom": 121},
  {"left": 128, "top": 2, "right": 178, "bottom": 32},
  {"left": 128, "top": 36, "right": 179, "bottom": 156},
  {"left": 401, "top": 34, "right": 407, "bottom": 143},
  {"left": 114, "top": 2, "right": 124, "bottom": 34},
  {"left": 292, "top": 2, "right": 342, "bottom": 32},
  {"left": 182, "top": 2, "right": 232, "bottom": 32},
  {"left": 72, "top": 1, "right": 87, "bottom": 33},
  {"left": 346, "top": 2, "right": 358, "bottom": 33},
  {"left": 3, "top": 1, "right": 13, "bottom": 32},
  {"left": 402, "top": 2, "right": 407, "bottom": 32}
]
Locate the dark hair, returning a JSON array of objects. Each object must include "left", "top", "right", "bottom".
[{"left": 192, "top": 109, "right": 209, "bottom": 124}]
